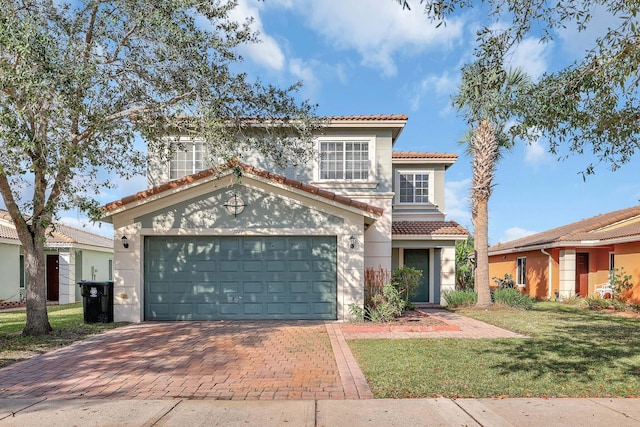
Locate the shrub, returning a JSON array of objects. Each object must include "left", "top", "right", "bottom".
[
  {"left": 492, "top": 273, "right": 515, "bottom": 289},
  {"left": 455, "top": 237, "right": 475, "bottom": 290},
  {"left": 610, "top": 267, "right": 633, "bottom": 298},
  {"left": 364, "top": 267, "right": 389, "bottom": 308},
  {"left": 392, "top": 266, "right": 422, "bottom": 308},
  {"left": 443, "top": 290, "right": 477, "bottom": 307},
  {"left": 492, "top": 288, "right": 535, "bottom": 309},
  {"left": 583, "top": 295, "right": 611, "bottom": 310},
  {"left": 610, "top": 299, "right": 627, "bottom": 311},
  {"left": 350, "top": 283, "right": 407, "bottom": 323},
  {"left": 367, "top": 284, "right": 407, "bottom": 322},
  {"left": 348, "top": 303, "right": 366, "bottom": 322}
]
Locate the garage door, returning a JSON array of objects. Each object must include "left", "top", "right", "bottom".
[{"left": 144, "top": 236, "right": 337, "bottom": 320}]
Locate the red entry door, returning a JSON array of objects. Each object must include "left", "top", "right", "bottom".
[
  {"left": 46, "top": 255, "right": 59, "bottom": 301},
  {"left": 575, "top": 253, "right": 589, "bottom": 296}
]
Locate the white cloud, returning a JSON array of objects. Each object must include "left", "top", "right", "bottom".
[
  {"left": 524, "top": 138, "right": 549, "bottom": 165},
  {"left": 507, "top": 37, "right": 551, "bottom": 80},
  {"left": 288, "top": 57, "right": 320, "bottom": 97},
  {"left": 280, "top": 0, "right": 464, "bottom": 77},
  {"left": 445, "top": 177, "right": 471, "bottom": 227},
  {"left": 499, "top": 226, "right": 537, "bottom": 243},
  {"left": 410, "top": 71, "right": 459, "bottom": 111},
  {"left": 231, "top": 1, "right": 286, "bottom": 71}
]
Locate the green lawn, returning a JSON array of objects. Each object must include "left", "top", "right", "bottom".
[
  {"left": 348, "top": 302, "right": 640, "bottom": 398},
  {"left": 0, "top": 303, "right": 125, "bottom": 369}
]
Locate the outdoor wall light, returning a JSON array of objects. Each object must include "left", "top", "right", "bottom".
[
  {"left": 121, "top": 235, "right": 129, "bottom": 249},
  {"left": 349, "top": 235, "right": 356, "bottom": 249}
]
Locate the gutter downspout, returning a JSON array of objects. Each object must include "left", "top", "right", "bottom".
[{"left": 541, "top": 248, "right": 552, "bottom": 299}]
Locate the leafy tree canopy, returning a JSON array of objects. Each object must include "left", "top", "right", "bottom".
[
  {"left": 0, "top": 0, "right": 318, "bottom": 335},
  {"left": 398, "top": 0, "right": 640, "bottom": 173}
]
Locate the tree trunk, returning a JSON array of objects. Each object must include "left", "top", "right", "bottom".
[
  {"left": 471, "top": 118, "right": 498, "bottom": 307},
  {"left": 474, "top": 196, "right": 492, "bottom": 306},
  {"left": 22, "top": 237, "right": 52, "bottom": 336}
]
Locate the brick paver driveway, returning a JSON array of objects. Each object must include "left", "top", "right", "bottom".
[{"left": 0, "top": 321, "right": 371, "bottom": 400}]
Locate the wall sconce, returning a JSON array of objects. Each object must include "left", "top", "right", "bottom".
[
  {"left": 121, "top": 235, "right": 129, "bottom": 249},
  {"left": 349, "top": 235, "right": 356, "bottom": 249}
]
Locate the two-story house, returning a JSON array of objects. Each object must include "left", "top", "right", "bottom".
[{"left": 101, "top": 115, "right": 468, "bottom": 322}]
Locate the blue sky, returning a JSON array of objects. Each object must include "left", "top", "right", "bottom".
[{"left": 60, "top": 0, "right": 639, "bottom": 244}]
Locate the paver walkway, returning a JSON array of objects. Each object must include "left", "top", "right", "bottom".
[{"left": 0, "top": 321, "right": 368, "bottom": 400}]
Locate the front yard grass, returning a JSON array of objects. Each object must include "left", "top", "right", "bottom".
[
  {"left": 0, "top": 303, "right": 125, "bottom": 369},
  {"left": 348, "top": 302, "right": 640, "bottom": 398}
]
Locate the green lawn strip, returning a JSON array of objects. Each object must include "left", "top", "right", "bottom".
[
  {"left": 0, "top": 303, "right": 126, "bottom": 369},
  {"left": 348, "top": 302, "right": 640, "bottom": 398}
]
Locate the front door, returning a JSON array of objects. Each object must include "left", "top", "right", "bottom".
[
  {"left": 46, "top": 255, "right": 59, "bottom": 301},
  {"left": 404, "top": 249, "right": 429, "bottom": 302},
  {"left": 575, "top": 253, "right": 589, "bottom": 296}
]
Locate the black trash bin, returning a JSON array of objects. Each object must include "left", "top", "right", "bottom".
[{"left": 78, "top": 280, "right": 114, "bottom": 323}]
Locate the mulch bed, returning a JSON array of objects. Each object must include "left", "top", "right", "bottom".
[{"left": 340, "top": 309, "right": 461, "bottom": 333}]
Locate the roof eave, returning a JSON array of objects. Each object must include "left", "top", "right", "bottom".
[{"left": 392, "top": 234, "right": 468, "bottom": 241}]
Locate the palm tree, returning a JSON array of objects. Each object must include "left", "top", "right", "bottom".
[{"left": 454, "top": 64, "right": 531, "bottom": 307}]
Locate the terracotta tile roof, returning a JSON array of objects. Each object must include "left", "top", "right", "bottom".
[
  {"left": 0, "top": 210, "right": 113, "bottom": 249},
  {"left": 392, "top": 221, "right": 469, "bottom": 236},
  {"left": 392, "top": 152, "right": 458, "bottom": 160},
  {"left": 326, "top": 115, "right": 408, "bottom": 121},
  {"left": 0, "top": 222, "right": 19, "bottom": 240},
  {"left": 47, "top": 224, "right": 114, "bottom": 248},
  {"left": 489, "top": 205, "right": 640, "bottom": 253},
  {"left": 103, "top": 163, "right": 384, "bottom": 217}
]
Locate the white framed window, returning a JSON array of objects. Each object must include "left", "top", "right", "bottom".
[
  {"left": 169, "top": 140, "right": 207, "bottom": 180},
  {"left": 516, "top": 257, "right": 527, "bottom": 286},
  {"left": 609, "top": 252, "right": 615, "bottom": 280},
  {"left": 318, "top": 139, "right": 372, "bottom": 181},
  {"left": 394, "top": 170, "right": 434, "bottom": 204}
]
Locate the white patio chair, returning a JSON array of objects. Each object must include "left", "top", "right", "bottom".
[{"left": 594, "top": 283, "right": 615, "bottom": 299}]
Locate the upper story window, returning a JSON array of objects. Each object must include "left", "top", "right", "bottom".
[
  {"left": 169, "top": 140, "right": 206, "bottom": 180},
  {"left": 399, "top": 173, "right": 429, "bottom": 203},
  {"left": 319, "top": 140, "right": 371, "bottom": 180},
  {"left": 395, "top": 170, "right": 433, "bottom": 204}
]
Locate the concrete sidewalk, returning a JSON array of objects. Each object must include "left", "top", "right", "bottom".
[{"left": 1, "top": 397, "right": 640, "bottom": 426}]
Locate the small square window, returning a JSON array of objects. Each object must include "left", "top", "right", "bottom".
[{"left": 398, "top": 173, "right": 430, "bottom": 204}]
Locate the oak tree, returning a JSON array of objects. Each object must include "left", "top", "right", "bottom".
[{"left": 0, "top": 0, "right": 319, "bottom": 335}]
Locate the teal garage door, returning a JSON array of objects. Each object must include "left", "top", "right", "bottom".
[{"left": 144, "top": 236, "right": 337, "bottom": 320}]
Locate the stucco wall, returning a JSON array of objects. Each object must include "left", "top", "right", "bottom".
[
  {"left": 614, "top": 241, "right": 640, "bottom": 303},
  {"left": 0, "top": 243, "right": 21, "bottom": 301},
  {"left": 110, "top": 175, "right": 368, "bottom": 322},
  {"left": 488, "top": 250, "right": 550, "bottom": 299}
]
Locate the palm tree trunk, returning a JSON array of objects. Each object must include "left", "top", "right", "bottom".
[
  {"left": 474, "top": 196, "right": 492, "bottom": 306},
  {"left": 471, "top": 118, "right": 498, "bottom": 307}
]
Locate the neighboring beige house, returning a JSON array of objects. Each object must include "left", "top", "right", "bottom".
[
  {"left": 101, "top": 115, "right": 468, "bottom": 322},
  {"left": 0, "top": 210, "right": 114, "bottom": 304}
]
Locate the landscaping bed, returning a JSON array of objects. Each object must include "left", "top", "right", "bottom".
[{"left": 341, "top": 309, "right": 460, "bottom": 333}]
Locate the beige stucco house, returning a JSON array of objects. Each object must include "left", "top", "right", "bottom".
[
  {"left": 0, "top": 210, "right": 114, "bottom": 304},
  {"left": 101, "top": 115, "right": 468, "bottom": 322}
]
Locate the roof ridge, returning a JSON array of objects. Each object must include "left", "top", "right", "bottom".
[{"left": 490, "top": 205, "right": 640, "bottom": 251}]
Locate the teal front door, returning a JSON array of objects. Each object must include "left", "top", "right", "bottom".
[
  {"left": 144, "top": 236, "right": 337, "bottom": 320},
  {"left": 404, "top": 249, "right": 430, "bottom": 302}
]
